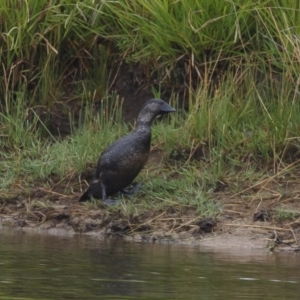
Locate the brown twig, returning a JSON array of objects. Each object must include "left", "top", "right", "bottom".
[
  {"left": 38, "top": 188, "right": 69, "bottom": 198},
  {"left": 231, "top": 159, "right": 300, "bottom": 198},
  {"left": 167, "top": 216, "right": 202, "bottom": 233},
  {"left": 289, "top": 225, "right": 298, "bottom": 242},
  {"left": 223, "top": 223, "right": 290, "bottom": 231}
]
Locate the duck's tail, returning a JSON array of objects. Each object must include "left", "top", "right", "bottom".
[
  {"left": 79, "top": 179, "right": 102, "bottom": 202},
  {"left": 79, "top": 189, "right": 91, "bottom": 202}
]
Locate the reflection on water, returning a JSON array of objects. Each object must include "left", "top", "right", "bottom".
[{"left": 0, "top": 229, "right": 299, "bottom": 300}]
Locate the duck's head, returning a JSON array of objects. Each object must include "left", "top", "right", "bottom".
[{"left": 137, "top": 99, "right": 176, "bottom": 126}]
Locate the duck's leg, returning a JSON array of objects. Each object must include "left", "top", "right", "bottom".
[
  {"left": 101, "top": 183, "right": 121, "bottom": 206},
  {"left": 120, "top": 182, "right": 142, "bottom": 195}
]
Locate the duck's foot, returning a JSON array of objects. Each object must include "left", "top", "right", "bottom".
[
  {"left": 102, "top": 199, "right": 121, "bottom": 206},
  {"left": 120, "top": 182, "right": 142, "bottom": 195}
]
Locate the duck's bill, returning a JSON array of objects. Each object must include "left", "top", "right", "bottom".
[{"left": 160, "top": 102, "right": 176, "bottom": 113}]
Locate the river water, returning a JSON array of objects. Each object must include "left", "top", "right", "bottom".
[{"left": 0, "top": 229, "right": 299, "bottom": 300}]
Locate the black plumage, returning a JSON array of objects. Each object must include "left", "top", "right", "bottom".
[{"left": 79, "top": 99, "right": 175, "bottom": 204}]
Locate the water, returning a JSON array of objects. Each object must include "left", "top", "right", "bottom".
[{"left": 0, "top": 230, "right": 299, "bottom": 300}]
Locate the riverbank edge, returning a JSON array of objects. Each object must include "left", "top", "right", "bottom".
[{"left": 1, "top": 210, "right": 299, "bottom": 252}]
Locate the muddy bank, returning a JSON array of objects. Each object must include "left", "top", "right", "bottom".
[
  {"left": 1, "top": 204, "right": 298, "bottom": 252},
  {"left": 1, "top": 169, "right": 300, "bottom": 252}
]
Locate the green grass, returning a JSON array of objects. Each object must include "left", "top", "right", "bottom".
[
  {"left": 274, "top": 207, "right": 300, "bottom": 221},
  {"left": 1, "top": 0, "right": 300, "bottom": 108},
  {"left": 0, "top": 94, "right": 125, "bottom": 189},
  {"left": 120, "top": 164, "right": 221, "bottom": 217},
  {"left": 1, "top": 1, "right": 300, "bottom": 219}
]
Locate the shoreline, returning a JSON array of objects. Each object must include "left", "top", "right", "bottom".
[{"left": 1, "top": 203, "right": 299, "bottom": 252}]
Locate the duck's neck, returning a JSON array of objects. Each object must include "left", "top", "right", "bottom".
[
  {"left": 135, "top": 121, "right": 152, "bottom": 133},
  {"left": 136, "top": 111, "right": 156, "bottom": 129}
]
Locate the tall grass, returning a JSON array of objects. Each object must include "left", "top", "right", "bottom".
[
  {"left": 0, "top": 93, "right": 125, "bottom": 190},
  {"left": 1, "top": 1, "right": 299, "bottom": 108}
]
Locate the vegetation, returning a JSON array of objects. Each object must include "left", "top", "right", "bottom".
[
  {"left": 274, "top": 206, "right": 300, "bottom": 221},
  {"left": 1, "top": 0, "right": 300, "bottom": 220}
]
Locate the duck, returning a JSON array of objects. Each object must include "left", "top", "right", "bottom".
[{"left": 79, "top": 98, "right": 175, "bottom": 205}]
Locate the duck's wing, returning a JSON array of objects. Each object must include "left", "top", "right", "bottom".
[{"left": 95, "top": 131, "right": 150, "bottom": 178}]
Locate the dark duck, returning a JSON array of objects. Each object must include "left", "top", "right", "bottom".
[{"left": 79, "top": 99, "right": 176, "bottom": 205}]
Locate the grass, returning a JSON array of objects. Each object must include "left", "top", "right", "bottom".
[
  {"left": 1, "top": 1, "right": 300, "bottom": 225},
  {"left": 1, "top": 66, "right": 300, "bottom": 219},
  {"left": 119, "top": 164, "right": 221, "bottom": 217},
  {"left": 1, "top": 1, "right": 300, "bottom": 107},
  {"left": 274, "top": 207, "right": 300, "bottom": 221},
  {"left": 1, "top": 68, "right": 300, "bottom": 221}
]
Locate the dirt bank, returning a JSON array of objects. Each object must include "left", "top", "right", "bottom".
[{"left": 1, "top": 154, "right": 300, "bottom": 252}]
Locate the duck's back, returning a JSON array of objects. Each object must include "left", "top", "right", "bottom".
[{"left": 96, "top": 129, "right": 151, "bottom": 196}]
